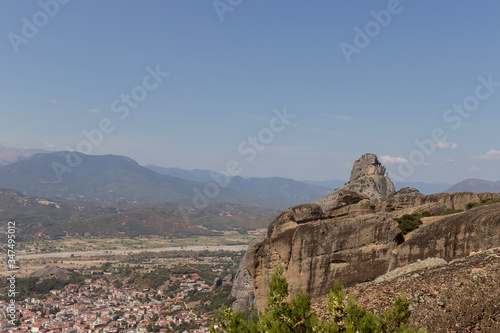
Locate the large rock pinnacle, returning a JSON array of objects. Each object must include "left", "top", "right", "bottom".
[
  {"left": 349, "top": 153, "right": 387, "bottom": 181},
  {"left": 315, "top": 153, "right": 396, "bottom": 214}
]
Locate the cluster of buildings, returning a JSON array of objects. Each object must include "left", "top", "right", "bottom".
[{"left": 0, "top": 275, "right": 217, "bottom": 333}]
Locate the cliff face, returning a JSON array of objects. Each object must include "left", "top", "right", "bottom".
[
  {"left": 232, "top": 153, "right": 500, "bottom": 313},
  {"left": 246, "top": 208, "right": 403, "bottom": 310},
  {"left": 395, "top": 203, "right": 500, "bottom": 268}
]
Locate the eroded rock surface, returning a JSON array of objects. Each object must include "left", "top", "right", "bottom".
[
  {"left": 394, "top": 203, "right": 500, "bottom": 269},
  {"left": 247, "top": 212, "right": 403, "bottom": 310},
  {"left": 313, "top": 247, "right": 500, "bottom": 333},
  {"left": 232, "top": 153, "right": 500, "bottom": 321}
]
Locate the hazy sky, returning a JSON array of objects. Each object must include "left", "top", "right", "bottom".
[{"left": 1, "top": 1, "right": 500, "bottom": 183}]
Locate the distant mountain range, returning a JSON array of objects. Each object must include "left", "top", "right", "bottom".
[
  {"left": 0, "top": 147, "right": 497, "bottom": 215},
  {"left": 0, "top": 152, "right": 330, "bottom": 210},
  {"left": 0, "top": 152, "right": 285, "bottom": 209},
  {"left": 147, "top": 165, "right": 498, "bottom": 196},
  {"left": 147, "top": 165, "right": 331, "bottom": 207},
  {"left": 446, "top": 179, "right": 500, "bottom": 193}
]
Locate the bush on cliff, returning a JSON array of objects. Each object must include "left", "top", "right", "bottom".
[
  {"left": 393, "top": 212, "right": 429, "bottom": 235},
  {"left": 211, "top": 265, "right": 425, "bottom": 333},
  {"left": 466, "top": 198, "right": 500, "bottom": 210}
]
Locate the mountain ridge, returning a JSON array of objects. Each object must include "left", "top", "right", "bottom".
[
  {"left": 0, "top": 152, "right": 288, "bottom": 209},
  {"left": 446, "top": 178, "right": 500, "bottom": 193},
  {"left": 147, "top": 165, "right": 332, "bottom": 207}
]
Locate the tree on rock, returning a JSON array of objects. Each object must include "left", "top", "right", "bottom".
[{"left": 212, "top": 264, "right": 425, "bottom": 333}]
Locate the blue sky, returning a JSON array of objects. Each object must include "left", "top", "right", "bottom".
[{"left": 1, "top": 0, "right": 500, "bottom": 183}]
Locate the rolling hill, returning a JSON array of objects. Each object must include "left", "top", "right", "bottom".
[
  {"left": 44, "top": 202, "right": 278, "bottom": 238},
  {"left": 0, "top": 189, "right": 278, "bottom": 239},
  {"left": 0, "top": 188, "right": 118, "bottom": 238}
]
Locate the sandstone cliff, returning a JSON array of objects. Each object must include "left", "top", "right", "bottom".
[{"left": 232, "top": 153, "right": 500, "bottom": 316}]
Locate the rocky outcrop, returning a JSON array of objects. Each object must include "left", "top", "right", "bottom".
[
  {"left": 392, "top": 187, "right": 422, "bottom": 197},
  {"left": 232, "top": 153, "right": 500, "bottom": 314},
  {"left": 315, "top": 153, "right": 395, "bottom": 214},
  {"left": 377, "top": 191, "right": 500, "bottom": 216}
]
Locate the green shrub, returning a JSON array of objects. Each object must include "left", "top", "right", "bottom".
[
  {"left": 212, "top": 265, "right": 425, "bottom": 333},
  {"left": 466, "top": 198, "right": 500, "bottom": 211},
  {"left": 481, "top": 198, "right": 500, "bottom": 205},
  {"left": 420, "top": 211, "right": 431, "bottom": 217},
  {"left": 466, "top": 202, "right": 480, "bottom": 210},
  {"left": 393, "top": 214, "right": 424, "bottom": 235}
]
